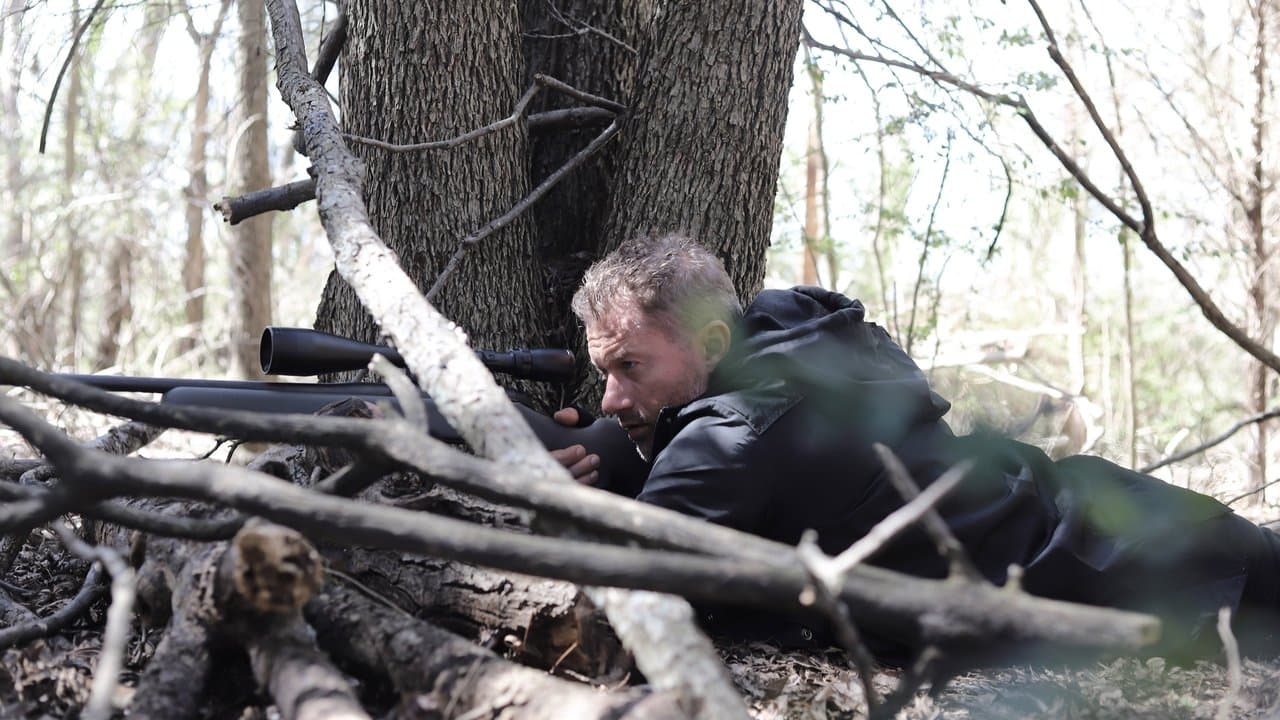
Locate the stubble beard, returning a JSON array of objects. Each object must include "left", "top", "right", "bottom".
[{"left": 631, "top": 367, "right": 709, "bottom": 463}]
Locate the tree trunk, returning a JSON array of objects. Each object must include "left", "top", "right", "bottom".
[
  {"left": 519, "top": 0, "right": 652, "bottom": 343},
  {"left": 63, "top": 1, "right": 82, "bottom": 367},
  {"left": 602, "top": 0, "right": 804, "bottom": 303},
  {"left": 0, "top": 0, "right": 23, "bottom": 261},
  {"left": 317, "top": 0, "right": 554, "bottom": 392},
  {"left": 1246, "top": 0, "right": 1272, "bottom": 504},
  {"left": 180, "top": 23, "right": 222, "bottom": 356},
  {"left": 94, "top": 3, "right": 165, "bottom": 370},
  {"left": 230, "top": 0, "right": 274, "bottom": 379}
]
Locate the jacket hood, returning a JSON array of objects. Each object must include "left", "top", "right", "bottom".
[{"left": 709, "top": 286, "right": 950, "bottom": 425}]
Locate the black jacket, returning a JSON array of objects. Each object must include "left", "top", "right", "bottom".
[{"left": 608, "top": 287, "right": 1280, "bottom": 656}]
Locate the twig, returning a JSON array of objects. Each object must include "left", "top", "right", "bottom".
[
  {"left": 533, "top": 1, "right": 638, "bottom": 55},
  {"left": 219, "top": 104, "right": 615, "bottom": 225},
  {"left": 53, "top": 524, "right": 134, "bottom": 720},
  {"left": 215, "top": 177, "right": 317, "bottom": 225},
  {"left": 797, "top": 531, "right": 881, "bottom": 713},
  {"left": 526, "top": 106, "right": 615, "bottom": 132},
  {"left": 828, "top": 461, "right": 972, "bottom": 579},
  {"left": 310, "top": 9, "right": 346, "bottom": 84},
  {"left": 872, "top": 443, "right": 984, "bottom": 582},
  {"left": 1226, "top": 477, "right": 1280, "bottom": 508},
  {"left": 344, "top": 84, "right": 542, "bottom": 153},
  {"left": 1216, "top": 606, "right": 1241, "bottom": 720},
  {"left": 39, "top": 0, "right": 108, "bottom": 154},
  {"left": 533, "top": 73, "right": 627, "bottom": 113},
  {"left": 427, "top": 119, "right": 621, "bottom": 301},
  {"left": 873, "top": 646, "right": 940, "bottom": 720},
  {"left": 370, "top": 353, "right": 428, "bottom": 431},
  {"left": 1140, "top": 406, "right": 1280, "bottom": 474},
  {"left": 0, "top": 564, "right": 106, "bottom": 650}
]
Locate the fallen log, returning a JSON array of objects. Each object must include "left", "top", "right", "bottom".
[
  {"left": 331, "top": 546, "right": 625, "bottom": 678},
  {"left": 306, "top": 581, "right": 680, "bottom": 719}
]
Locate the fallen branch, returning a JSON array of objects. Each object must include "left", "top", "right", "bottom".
[
  {"left": 246, "top": 615, "right": 370, "bottom": 720},
  {"left": 305, "top": 581, "right": 679, "bottom": 719},
  {"left": 53, "top": 524, "right": 135, "bottom": 720},
  {"left": 0, "top": 392, "right": 1161, "bottom": 653},
  {"left": 873, "top": 444, "right": 983, "bottom": 582},
  {"left": 797, "top": 531, "right": 881, "bottom": 713},
  {"left": 1216, "top": 606, "right": 1241, "bottom": 720},
  {"left": 0, "top": 564, "right": 106, "bottom": 651}
]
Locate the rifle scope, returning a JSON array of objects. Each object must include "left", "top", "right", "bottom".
[{"left": 260, "top": 327, "right": 576, "bottom": 383}]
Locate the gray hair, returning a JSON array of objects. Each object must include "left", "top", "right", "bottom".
[{"left": 571, "top": 233, "right": 743, "bottom": 336}]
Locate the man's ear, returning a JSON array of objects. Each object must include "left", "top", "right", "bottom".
[{"left": 698, "top": 320, "right": 732, "bottom": 370}]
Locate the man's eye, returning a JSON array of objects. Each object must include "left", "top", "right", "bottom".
[{"left": 620, "top": 360, "right": 639, "bottom": 371}]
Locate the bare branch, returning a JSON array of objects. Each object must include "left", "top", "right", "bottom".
[
  {"left": 0, "top": 564, "right": 106, "bottom": 651},
  {"left": 806, "top": 23, "right": 1280, "bottom": 375},
  {"left": 533, "top": 72, "right": 627, "bottom": 113},
  {"left": 427, "top": 119, "right": 622, "bottom": 302},
  {"left": 53, "top": 524, "right": 134, "bottom": 720},
  {"left": 344, "top": 84, "right": 542, "bottom": 153},
  {"left": 1140, "top": 405, "right": 1280, "bottom": 474},
  {"left": 370, "top": 353, "right": 427, "bottom": 431},
  {"left": 1216, "top": 606, "right": 1241, "bottom": 720},
  {"left": 797, "top": 532, "right": 881, "bottom": 713},
  {"left": 0, "top": 390, "right": 1161, "bottom": 652},
  {"left": 38, "top": 0, "right": 107, "bottom": 154},
  {"left": 828, "top": 461, "right": 971, "bottom": 579},
  {"left": 872, "top": 444, "right": 984, "bottom": 582},
  {"left": 216, "top": 176, "right": 316, "bottom": 225}
]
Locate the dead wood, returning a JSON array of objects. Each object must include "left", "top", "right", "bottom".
[
  {"left": 0, "top": 565, "right": 105, "bottom": 651},
  {"left": 331, "top": 546, "right": 625, "bottom": 679},
  {"left": 0, "top": 385, "right": 1162, "bottom": 654},
  {"left": 125, "top": 520, "right": 332, "bottom": 719},
  {"left": 247, "top": 614, "right": 369, "bottom": 720},
  {"left": 0, "top": 586, "right": 36, "bottom": 628},
  {"left": 306, "top": 581, "right": 682, "bottom": 720}
]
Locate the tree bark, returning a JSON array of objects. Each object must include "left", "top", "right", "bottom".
[
  {"left": 603, "top": 0, "right": 804, "bottom": 303},
  {"left": 63, "top": 0, "right": 82, "bottom": 367},
  {"left": 0, "top": 0, "right": 24, "bottom": 261},
  {"left": 305, "top": 582, "right": 681, "bottom": 720},
  {"left": 331, "top": 545, "right": 627, "bottom": 678},
  {"left": 519, "top": 0, "right": 652, "bottom": 340},
  {"left": 1247, "top": 0, "right": 1272, "bottom": 504},
  {"left": 317, "top": 0, "right": 554, "bottom": 394},
  {"left": 230, "top": 0, "right": 274, "bottom": 379}
]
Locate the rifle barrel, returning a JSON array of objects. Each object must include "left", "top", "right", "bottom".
[{"left": 60, "top": 374, "right": 398, "bottom": 396}]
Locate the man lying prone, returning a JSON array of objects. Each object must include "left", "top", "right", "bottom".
[{"left": 552, "top": 233, "right": 1280, "bottom": 659}]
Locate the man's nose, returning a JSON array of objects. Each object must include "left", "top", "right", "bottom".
[{"left": 600, "top": 376, "right": 631, "bottom": 416}]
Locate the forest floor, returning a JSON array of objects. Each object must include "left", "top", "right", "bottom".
[
  {"left": 3, "top": 403, "right": 1280, "bottom": 718},
  {"left": 3, "top": 525, "right": 1280, "bottom": 719}
]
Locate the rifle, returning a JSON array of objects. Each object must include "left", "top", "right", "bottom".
[{"left": 58, "top": 327, "right": 648, "bottom": 493}]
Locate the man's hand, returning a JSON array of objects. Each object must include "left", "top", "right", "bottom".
[{"left": 550, "top": 407, "right": 599, "bottom": 485}]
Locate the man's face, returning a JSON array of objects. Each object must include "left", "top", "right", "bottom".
[{"left": 586, "top": 307, "right": 710, "bottom": 460}]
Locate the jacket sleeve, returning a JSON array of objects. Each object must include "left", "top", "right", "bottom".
[{"left": 637, "top": 413, "right": 772, "bottom": 534}]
